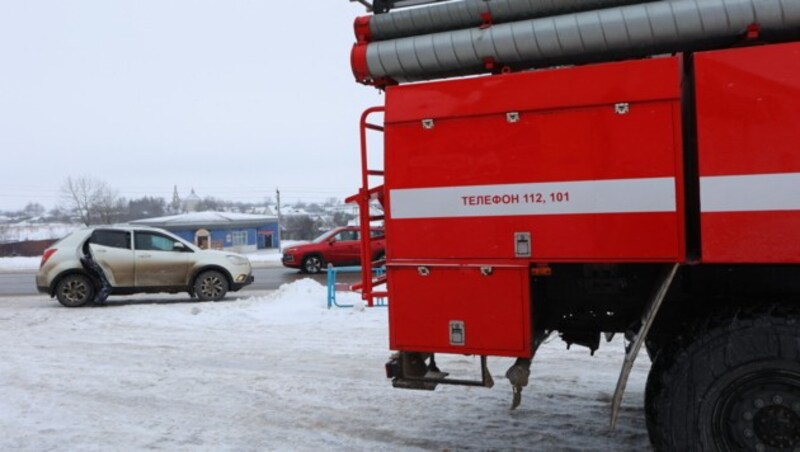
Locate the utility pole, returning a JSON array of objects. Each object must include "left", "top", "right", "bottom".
[{"left": 276, "top": 188, "right": 282, "bottom": 246}]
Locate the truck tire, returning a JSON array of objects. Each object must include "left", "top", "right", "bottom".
[
  {"left": 645, "top": 307, "right": 800, "bottom": 451},
  {"left": 55, "top": 274, "right": 95, "bottom": 308}
]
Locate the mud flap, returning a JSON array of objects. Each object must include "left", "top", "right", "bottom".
[{"left": 609, "top": 263, "right": 679, "bottom": 429}]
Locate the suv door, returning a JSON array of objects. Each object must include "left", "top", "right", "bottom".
[
  {"left": 133, "top": 231, "right": 191, "bottom": 287},
  {"left": 329, "top": 229, "right": 361, "bottom": 265},
  {"left": 88, "top": 229, "right": 134, "bottom": 287}
]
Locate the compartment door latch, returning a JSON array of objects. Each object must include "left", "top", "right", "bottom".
[{"left": 515, "top": 232, "right": 531, "bottom": 257}]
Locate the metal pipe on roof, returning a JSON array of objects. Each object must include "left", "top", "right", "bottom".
[
  {"left": 352, "top": 0, "right": 800, "bottom": 85},
  {"left": 357, "top": 0, "right": 655, "bottom": 42}
]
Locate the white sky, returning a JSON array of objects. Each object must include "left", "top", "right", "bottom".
[{"left": 0, "top": 1, "right": 384, "bottom": 210}]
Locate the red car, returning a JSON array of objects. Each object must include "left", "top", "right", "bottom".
[{"left": 281, "top": 226, "right": 385, "bottom": 274}]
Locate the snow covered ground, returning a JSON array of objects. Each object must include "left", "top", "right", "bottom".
[{"left": 0, "top": 279, "right": 652, "bottom": 450}]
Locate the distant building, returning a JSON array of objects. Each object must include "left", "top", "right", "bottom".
[
  {"left": 131, "top": 211, "right": 279, "bottom": 252},
  {"left": 184, "top": 189, "right": 201, "bottom": 213},
  {"left": 170, "top": 185, "right": 182, "bottom": 213}
]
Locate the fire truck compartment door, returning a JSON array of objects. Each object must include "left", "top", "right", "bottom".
[
  {"left": 384, "top": 56, "right": 684, "bottom": 262},
  {"left": 388, "top": 264, "right": 531, "bottom": 357}
]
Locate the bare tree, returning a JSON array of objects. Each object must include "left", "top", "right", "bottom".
[
  {"left": 285, "top": 215, "right": 320, "bottom": 240},
  {"left": 94, "top": 186, "right": 125, "bottom": 225},
  {"left": 61, "top": 176, "right": 122, "bottom": 226},
  {"left": 61, "top": 176, "right": 96, "bottom": 225},
  {"left": 22, "top": 202, "right": 46, "bottom": 218},
  {"left": 0, "top": 223, "right": 9, "bottom": 244},
  {"left": 332, "top": 211, "right": 355, "bottom": 227}
]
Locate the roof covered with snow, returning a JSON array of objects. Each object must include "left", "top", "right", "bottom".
[{"left": 130, "top": 211, "right": 277, "bottom": 229}]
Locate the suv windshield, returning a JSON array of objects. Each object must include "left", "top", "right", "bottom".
[{"left": 311, "top": 230, "right": 339, "bottom": 244}]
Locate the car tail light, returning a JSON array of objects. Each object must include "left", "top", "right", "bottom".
[{"left": 40, "top": 249, "right": 57, "bottom": 268}]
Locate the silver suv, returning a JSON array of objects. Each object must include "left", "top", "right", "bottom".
[{"left": 36, "top": 226, "right": 253, "bottom": 307}]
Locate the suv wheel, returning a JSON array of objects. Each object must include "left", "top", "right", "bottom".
[
  {"left": 303, "top": 255, "right": 323, "bottom": 274},
  {"left": 55, "top": 274, "right": 95, "bottom": 307},
  {"left": 194, "top": 270, "right": 229, "bottom": 301}
]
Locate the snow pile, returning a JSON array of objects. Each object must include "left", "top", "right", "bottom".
[
  {"left": 0, "top": 281, "right": 651, "bottom": 450},
  {"left": 225, "top": 278, "right": 365, "bottom": 325}
]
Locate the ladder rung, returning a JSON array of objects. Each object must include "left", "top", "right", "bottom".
[
  {"left": 350, "top": 276, "right": 386, "bottom": 291},
  {"left": 370, "top": 215, "right": 385, "bottom": 221},
  {"left": 344, "top": 185, "right": 385, "bottom": 204},
  {"left": 350, "top": 282, "right": 364, "bottom": 291},
  {"left": 367, "top": 170, "right": 385, "bottom": 176},
  {"left": 371, "top": 291, "right": 389, "bottom": 297},
  {"left": 370, "top": 235, "right": 385, "bottom": 242},
  {"left": 365, "top": 123, "right": 384, "bottom": 132}
]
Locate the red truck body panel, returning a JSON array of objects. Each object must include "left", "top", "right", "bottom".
[
  {"left": 382, "top": 56, "right": 687, "bottom": 355},
  {"left": 695, "top": 42, "right": 800, "bottom": 263},
  {"left": 384, "top": 56, "right": 686, "bottom": 262},
  {"left": 376, "top": 42, "right": 800, "bottom": 356}
]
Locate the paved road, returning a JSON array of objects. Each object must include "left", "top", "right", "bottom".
[{"left": 0, "top": 267, "right": 362, "bottom": 297}]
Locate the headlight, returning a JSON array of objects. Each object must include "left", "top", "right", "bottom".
[{"left": 226, "top": 255, "right": 249, "bottom": 265}]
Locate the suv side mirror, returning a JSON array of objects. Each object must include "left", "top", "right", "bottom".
[
  {"left": 327, "top": 237, "right": 337, "bottom": 245},
  {"left": 173, "top": 242, "right": 188, "bottom": 251}
]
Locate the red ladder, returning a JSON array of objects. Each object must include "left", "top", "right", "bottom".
[{"left": 345, "top": 107, "right": 387, "bottom": 307}]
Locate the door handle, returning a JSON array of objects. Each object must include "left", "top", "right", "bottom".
[
  {"left": 95, "top": 249, "right": 107, "bottom": 253},
  {"left": 140, "top": 254, "right": 152, "bottom": 258}
]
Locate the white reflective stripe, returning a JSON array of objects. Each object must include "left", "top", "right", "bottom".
[
  {"left": 390, "top": 177, "right": 676, "bottom": 219},
  {"left": 700, "top": 172, "right": 800, "bottom": 213}
]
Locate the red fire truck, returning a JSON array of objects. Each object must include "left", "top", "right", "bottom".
[{"left": 347, "top": 0, "right": 800, "bottom": 449}]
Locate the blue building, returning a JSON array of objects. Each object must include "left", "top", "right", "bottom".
[{"left": 131, "top": 211, "right": 280, "bottom": 252}]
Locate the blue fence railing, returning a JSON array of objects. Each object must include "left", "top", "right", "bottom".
[{"left": 326, "top": 264, "right": 387, "bottom": 309}]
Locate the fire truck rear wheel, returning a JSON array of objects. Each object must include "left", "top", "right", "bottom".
[{"left": 645, "top": 307, "right": 800, "bottom": 451}]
